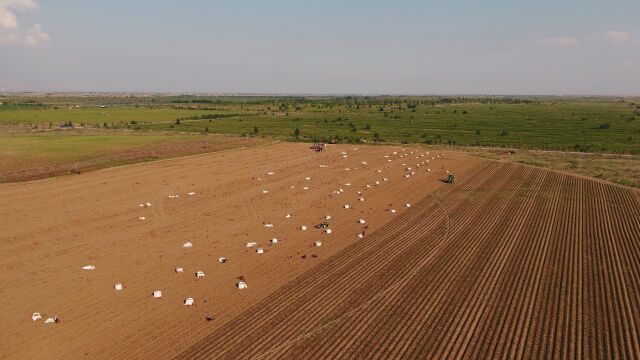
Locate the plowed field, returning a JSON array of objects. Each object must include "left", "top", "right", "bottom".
[{"left": 1, "top": 143, "right": 639, "bottom": 359}]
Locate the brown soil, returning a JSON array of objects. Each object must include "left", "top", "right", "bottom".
[
  {"left": 1, "top": 143, "right": 472, "bottom": 359},
  {"left": 177, "top": 148, "right": 640, "bottom": 359},
  {"left": 4, "top": 143, "right": 639, "bottom": 359}
]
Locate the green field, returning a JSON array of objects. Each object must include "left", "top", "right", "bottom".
[
  {"left": 0, "top": 132, "right": 213, "bottom": 171},
  {"left": 0, "top": 131, "right": 267, "bottom": 183},
  {"left": 2, "top": 96, "right": 638, "bottom": 154},
  {"left": 0, "top": 106, "right": 228, "bottom": 126},
  {"left": 1, "top": 94, "right": 638, "bottom": 187}
]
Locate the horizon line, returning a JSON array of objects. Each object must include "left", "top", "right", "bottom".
[{"left": 1, "top": 91, "right": 637, "bottom": 98}]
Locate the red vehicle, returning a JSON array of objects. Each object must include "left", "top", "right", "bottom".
[{"left": 310, "top": 143, "right": 327, "bottom": 151}]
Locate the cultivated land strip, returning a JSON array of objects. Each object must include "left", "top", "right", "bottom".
[
  {"left": 176, "top": 161, "right": 640, "bottom": 359},
  {"left": 1, "top": 143, "right": 477, "bottom": 359}
]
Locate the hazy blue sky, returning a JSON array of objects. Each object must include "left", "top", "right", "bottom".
[{"left": 1, "top": 0, "right": 638, "bottom": 94}]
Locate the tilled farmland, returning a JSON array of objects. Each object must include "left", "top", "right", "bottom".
[
  {"left": 177, "top": 159, "right": 640, "bottom": 359},
  {"left": 0, "top": 143, "right": 473, "bottom": 359},
  {"left": 1, "top": 143, "right": 639, "bottom": 359}
]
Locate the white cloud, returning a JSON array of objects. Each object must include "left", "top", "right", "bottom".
[
  {"left": 24, "top": 23, "right": 48, "bottom": 46},
  {"left": 0, "top": 6, "right": 18, "bottom": 28},
  {"left": 0, "top": 0, "right": 38, "bottom": 28},
  {"left": 539, "top": 37, "right": 579, "bottom": 47},
  {"left": 605, "top": 30, "right": 632, "bottom": 44},
  {"left": 0, "top": 0, "right": 49, "bottom": 47},
  {"left": 0, "top": 24, "right": 49, "bottom": 46}
]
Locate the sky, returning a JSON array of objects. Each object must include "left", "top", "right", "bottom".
[{"left": 0, "top": 0, "right": 639, "bottom": 95}]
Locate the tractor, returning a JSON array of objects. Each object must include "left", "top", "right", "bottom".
[
  {"left": 446, "top": 174, "right": 456, "bottom": 184},
  {"left": 310, "top": 143, "right": 327, "bottom": 152}
]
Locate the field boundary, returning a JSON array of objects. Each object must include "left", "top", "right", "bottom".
[
  {"left": 0, "top": 139, "right": 279, "bottom": 183},
  {"left": 458, "top": 151, "right": 640, "bottom": 193}
]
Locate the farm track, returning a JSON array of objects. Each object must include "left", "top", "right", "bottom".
[{"left": 177, "top": 161, "right": 640, "bottom": 359}]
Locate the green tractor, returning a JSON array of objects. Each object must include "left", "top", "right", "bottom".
[{"left": 446, "top": 174, "right": 456, "bottom": 184}]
